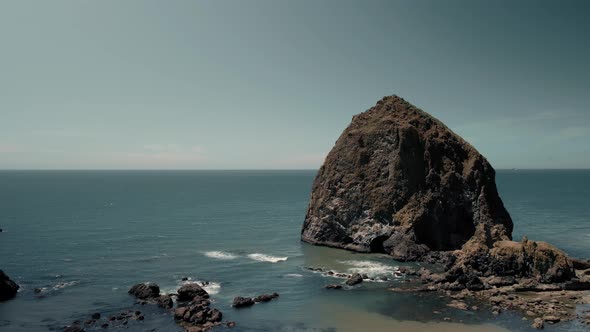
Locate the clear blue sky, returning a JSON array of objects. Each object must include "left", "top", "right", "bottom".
[{"left": 1, "top": 0, "right": 588, "bottom": 169}]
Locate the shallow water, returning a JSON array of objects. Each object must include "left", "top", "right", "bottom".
[{"left": 0, "top": 170, "right": 589, "bottom": 331}]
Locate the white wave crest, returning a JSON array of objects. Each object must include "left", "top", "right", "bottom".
[
  {"left": 53, "top": 280, "right": 79, "bottom": 290},
  {"left": 340, "top": 260, "right": 398, "bottom": 278},
  {"left": 201, "top": 282, "right": 221, "bottom": 295},
  {"left": 204, "top": 251, "right": 238, "bottom": 260},
  {"left": 162, "top": 279, "right": 221, "bottom": 296},
  {"left": 285, "top": 273, "right": 303, "bottom": 278},
  {"left": 247, "top": 253, "right": 288, "bottom": 263}
]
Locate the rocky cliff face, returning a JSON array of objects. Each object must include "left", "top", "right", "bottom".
[{"left": 302, "top": 95, "right": 513, "bottom": 261}]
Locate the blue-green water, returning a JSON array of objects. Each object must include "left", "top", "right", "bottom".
[{"left": 0, "top": 170, "right": 589, "bottom": 332}]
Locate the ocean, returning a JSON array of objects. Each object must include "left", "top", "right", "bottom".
[{"left": 0, "top": 170, "right": 589, "bottom": 332}]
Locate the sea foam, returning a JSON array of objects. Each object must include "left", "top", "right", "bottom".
[
  {"left": 247, "top": 253, "right": 288, "bottom": 263},
  {"left": 340, "top": 260, "right": 398, "bottom": 278},
  {"left": 285, "top": 273, "right": 303, "bottom": 278},
  {"left": 204, "top": 251, "right": 238, "bottom": 260},
  {"left": 162, "top": 279, "right": 221, "bottom": 296}
]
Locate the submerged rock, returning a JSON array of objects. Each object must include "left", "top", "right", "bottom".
[
  {"left": 301, "top": 95, "right": 513, "bottom": 261},
  {"left": 253, "top": 293, "right": 279, "bottom": 303},
  {"left": 232, "top": 296, "right": 254, "bottom": 308},
  {"left": 325, "top": 284, "right": 343, "bottom": 290},
  {"left": 0, "top": 270, "right": 19, "bottom": 301}
]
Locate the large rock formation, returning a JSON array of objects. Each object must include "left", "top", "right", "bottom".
[
  {"left": 301, "top": 95, "right": 588, "bottom": 293},
  {"left": 0, "top": 270, "right": 19, "bottom": 301},
  {"left": 302, "top": 95, "right": 513, "bottom": 261}
]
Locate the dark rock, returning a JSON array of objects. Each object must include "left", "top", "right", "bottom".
[
  {"left": 571, "top": 258, "right": 590, "bottom": 270},
  {"left": 301, "top": 95, "right": 513, "bottom": 259},
  {"left": 232, "top": 296, "right": 255, "bottom": 308},
  {"left": 345, "top": 273, "right": 363, "bottom": 286},
  {"left": 128, "top": 282, "right": 160, "bottom": 300},
  {"left": 0, "top": 270, "right": 20, "bottom": 301},
  {"left": 465, "top": 275, "right": 485, "bottom": 291},
  {"left": 174, "top": 307, "right": 188, "bottom": 320},
  {"left": 157, "top": 294, "right": 173, "bottom": 309},
  {"left": 177, "top": 283, "right": 209, "bottom": 302},
  {"left": 63, "top": 325, "right": 85, "bottom": 332},
  {"left": 182, "top": 277, "right": 189, "bottom": 281},
  {"left": 398, "top": 266, "right": 417, "bottom": 275},
  {"left": 100, "top": 323, "right": 108, "bottom": 329},
  {"left": 209, "top": 308, "right": 222, "bottom": 322},
  {"left": 561, "top": 279, "right": 590, "bottom": 291},
  {"left": 325, "top": 284, "right": 343, "bottom": 290},
  {"left": 91, "top": 313, "right": 101, "bottom": 320},
  {"left": 253, "top": 293, "right": 279, "bottom": 303},
  {"left": 227, "top": 321, "right": 236, "bottom": 327}
]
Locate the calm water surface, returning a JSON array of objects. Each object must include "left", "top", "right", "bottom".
[{"left": 0, "top": 170, "right": 589, "bottom": 331}]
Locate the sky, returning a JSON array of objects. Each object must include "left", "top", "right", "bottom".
[{"left": 1, "top": 0, "right": 589, "bottom": 170}]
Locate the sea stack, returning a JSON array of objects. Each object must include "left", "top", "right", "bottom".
[{"left": 302, "top": 95, "right": 513, "bottom": 261}]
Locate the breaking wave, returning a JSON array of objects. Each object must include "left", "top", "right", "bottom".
[
  {"left": 247, "top": 253, "right": 288, "bottom": 263},
  {"left": 203, "top": 251, "right": 238, "bottom": 260}
]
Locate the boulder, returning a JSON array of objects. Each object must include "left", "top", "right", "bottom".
[
  {"left": 157, "top": 294, "right": 173, "bottom": 309},
  {"left": 177, "top": 283, "right": 209, "bottom": 302},
  {"left": 345, "top": 273, "right": 363, "bottom": 286},
  {"left": 253, "top": 293, "right": 279, "bottom": 303},
  {"left": 301, "top": 95, "right": 512, "bottom": 261},
  {"left": 128, "top": 282, "right": 160, "bottom": 300},
  {"left": 232, "top": 296, "right": 255, "bottom": 308},
  {"left": 0, "top": 270, "right": 19, "bottom": 301},
  {"left": 63, "top": 325, "right": 85, "bottom": 332},
  {"left": 325, "top": 284, "right": 343, "bottom": 290},
  {"left": 487, "top": 240, "right": 575, "bottom": 283}
]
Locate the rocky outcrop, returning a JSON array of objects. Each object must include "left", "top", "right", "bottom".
[
  {"left": 232, "top": 296, "right": 255, "bottom": 308},
  {"left": 127, "top": 282, "right": 228, "bottom": 331},
  {"left": 345, "top": 273, "right": 363, "bottom": 286},
  {"left": 0, "top": 270, "right": 19, "bottom": 301},
  {"left": 128, "top": 282, "right": 160, "bottom": 300},
  {"left": 177, "top": 283, "right": 209, "bottom": 302},
  {"left": 233, "top": 293, "right": 279, "bottom": 308},
  {"left": 302, "top": 95, "right": 513, "bottom": 261}
]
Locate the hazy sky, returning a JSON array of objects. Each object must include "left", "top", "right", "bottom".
[{"left": 1, "top": 0, "right": 588, "bottom": 169}]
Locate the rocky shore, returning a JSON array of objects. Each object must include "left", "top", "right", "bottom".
[{"left": 301, "top": 95, "right": 590, "bottom": 328}]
